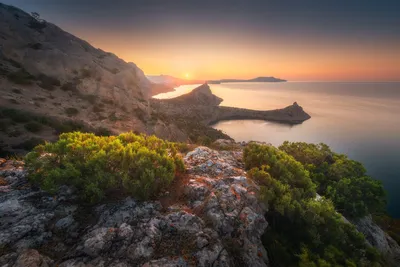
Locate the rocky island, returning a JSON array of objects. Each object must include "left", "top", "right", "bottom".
[{"left": 207, "top": 77, "right": 286, "bottom": 84}]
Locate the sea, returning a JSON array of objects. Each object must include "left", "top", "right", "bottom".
[{"left": 153, "top": 82, "right": 400, "bottom": 218}]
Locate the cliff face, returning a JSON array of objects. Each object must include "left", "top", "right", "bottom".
[
  {"left": 0, "top": 4, "right": 151, "bottom": 106},
  {"left": 0, "top": 146, "right": 269, "bottom": 267}
]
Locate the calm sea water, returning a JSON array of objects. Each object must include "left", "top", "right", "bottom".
[{"left": 154, "top": 82, "right": 400, "bottom": 218}]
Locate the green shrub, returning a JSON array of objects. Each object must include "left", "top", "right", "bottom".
[
  {"left": 1, "top": 108, "right": 31, "bottom": 123},
  {"left": 24, "top": 122, "right": 43, "bottom": 133},
  {"left": 25, "top": 132, "right": 184, "bottom": 203},
  {"left": 37, "top": 74, "right": 61, "bottom": 91},
  {"left": 7, "top": 69, "right": 35, "bottom": 85},
  {"left": 196, "top": 136, "right": 212, "bottom": 146},
  {"left": 12, "top": 88, "right": 22, "bottom": 94},
  {"left": 279, "top": 141, "right": 386, "bottom": 218},
  {"left": 244, "top": 143, "right": 383, "bottom": 267},
  {"left": 65, "top": 107, "right": 79, "bottom": 117},
  {"left": 108, "top": 112, "right": 118, "bottom": 122}
]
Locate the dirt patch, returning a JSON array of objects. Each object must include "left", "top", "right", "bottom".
[{"left": 159, "top": 173, "right": 191, "bottom": 212}]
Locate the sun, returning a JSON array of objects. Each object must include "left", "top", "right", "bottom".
[{"left": 184, "top": 73, "right": 190, "bottom": 79}]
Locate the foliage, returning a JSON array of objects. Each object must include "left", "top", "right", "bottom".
[
  {"left": 61, "top": 82, "right": 78, "bottom": 92},
  {"left": 7, "top": 69, "right": 35, "bottom": 85},
  {"left": 25, "top": 132, "right": 185, "bottom": 203},
  {"left": 24, "top": 122, "right": 43, "bottom": 133},
  {"left": 0, "top": 107, "right": 111, "bottom": 137},
  {"left": 65, "top": 107, "right": 79, "bottom": 117},
  {"left": 37, "top": 74, "right": 61, "bottom": 90},
  {"left": 244, "top": 143, "right": 383, "bottom": 267},
  {"left": 279, "top": 141, "right": 386, "bottom": 218},
  {"left": 374, "top": 214, "right": 400, "bottom": 245},
  {"left": 12, "top": 88, "right": 22, "bottom": 94},
  {"left": 1, "top": 108, "right": 30, "bottom": 123},
  {"left": 80, "top": 68, "right": 92, "bottom": 78}
]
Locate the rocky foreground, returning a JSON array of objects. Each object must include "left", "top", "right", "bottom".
[
  {"left": 1, "top": 144, "right": 399, "bottom": 267},
  {"left": 0, "top": 147, "right": 268, "bottom": 267}
]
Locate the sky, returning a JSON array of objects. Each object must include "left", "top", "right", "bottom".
[{"left": 3, "top": 0, "right": 400, "bottom": 81}]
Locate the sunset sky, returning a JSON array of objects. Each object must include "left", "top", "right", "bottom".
[{"left": 4, "top": 0, "right": 400, "bottom": 81}]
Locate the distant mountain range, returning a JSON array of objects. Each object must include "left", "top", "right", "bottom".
[
  {"left": 147, "top": 75, "right": 286, "bottom": 87},
  {"left": 207, "top": 76, "right": 286, "bottom": 84}
]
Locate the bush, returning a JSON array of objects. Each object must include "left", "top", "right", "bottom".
[
  {"left": 1, "top": 108, "right": 31, "bottom": 123},
  {"left": 25, "top": 132, "right": 185, "bottom": 203},
  {"left": 61, "top": 82, "right": 78, "bottom": 92},
  {"left": 24, "top": 122, "right": 43, "bottom": 133},
  {"left": 80, "top": 94, "right": 97, "bottom": 104},
  {"left": 65, "top": 107, "right": 79, "bottom": 117},
  {"left": 12, "top": 88, "right": 22, "bottom": 94},
  {"left": 7, "top": 69, "right": 35, "bottom": 85},
  {"left": 80, "top": 68, "right": 92, "bottom": 78},
  {"left": 28, "top": 43, "right": 43, "bottom": 50},
  {"left": 108, "top": 112, "right": 118, "bottom": 122},
  {"left": 244, "top": 143, "right": 383, "bottom": 267},
  {"left": 37, "top": 74, "right": 61, "bottom": 91},
  {"left": 279, "top": 141, "right": 386, "bottom": 218}
]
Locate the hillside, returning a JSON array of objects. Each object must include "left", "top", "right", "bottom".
[
  {"left": 0, "top": 135, "right": 399, "bottom": 266},
  {"left": 0, "top": 3, "right": 310, "bottom": 157}
]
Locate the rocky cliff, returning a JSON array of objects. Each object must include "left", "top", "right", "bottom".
[
  {"left": 1, "top": 142, "right": 399, "bottom": 267},
  {"left": 0, "top": 3, "right": 152, "bottom": 106},
  {"left": 0, "top": 146, "right": 268, "bottom": 267}
]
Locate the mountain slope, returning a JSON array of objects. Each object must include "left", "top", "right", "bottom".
[{"left": 0, "top": 3, "right": 155, "bottom": 154}]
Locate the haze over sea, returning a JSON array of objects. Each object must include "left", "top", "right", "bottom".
[{"left": 155, "top": 82, "right": 400, "bottom": 218}]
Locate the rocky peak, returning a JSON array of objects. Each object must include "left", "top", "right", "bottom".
[{"left": 164, "top": 83, "right": 223, "bottom": 106}]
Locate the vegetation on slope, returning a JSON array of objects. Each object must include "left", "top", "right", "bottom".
[
  {"left": 25, "top": 132, "right": 184, "bottom": 203},
  {"left": 279, "top": 142, "right": 386, "bottom": 218},
  {"left": 244, "top": 143, "right": 384, "bottom": 267}
]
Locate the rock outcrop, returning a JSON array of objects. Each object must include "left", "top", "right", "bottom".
[
  {"left": 352, "top": 216, "right": 400, "bottom": 266},
  {"left": 151, "top": 84, "right": 311, "bottom": 126},
  {"left": 0, "top": 146, "right": 268, "bottom": 266}
]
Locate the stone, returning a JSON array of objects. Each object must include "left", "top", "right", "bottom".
[
  {"left": 352, "top": 215, "right": 400, "bottom": 266},
  {"left": 13, "top": 249, "right": 41, "bottom": 267}
]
